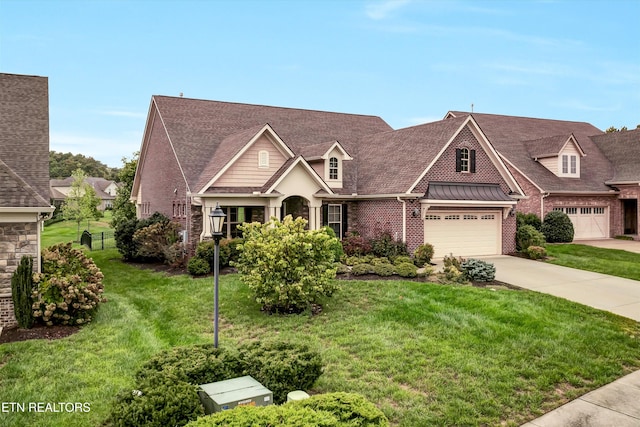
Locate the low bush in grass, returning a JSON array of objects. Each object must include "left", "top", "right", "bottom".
[
  {"left": 392, "top": 255, "right": 413, "bottom": 266},
  {"left": 516, "top": 224, "right": 546, "bottom": 251},
  {"left": 373, "top": 263, "right": 395, "bottom": 277},
  {"left": 32, "top": 243, "right": 105, "bottom": 326},
  {"left": 541, "top": 211, "right": 574, "bottom": 243},
  {"left": 234, "top": 216, "right": 339, "bottom": 314},
  {"left": 187, "top": 238, "right": 243, "bottom": 276},
  {"left": 526, "top": 245, "right": 547, "bottom": 260},
  {"left": 184, "top": 392, "right": 389, "bottom": 427},
  {"left": 351, "top": 263, "right": 374, "bottom": 276},
  {"left": 107, "top": 341, "right": 323, "bottom": 427},
  {"left": 413, "top": 243, "right": 434, "bottom": 267},
  {"left": 395, "top": 262, "right": 418, "bottom": 278},
  {"left": 460, "top": 259, "right": 496, "bottom": 282}
]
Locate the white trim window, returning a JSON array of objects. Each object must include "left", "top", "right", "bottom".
[
  {"left": 328, "top": 204, "right": 342, "bottom": 236},
  {"left": 329, "top": 157, "right": 339, "bottom": 180},
  {"left": 561, "top": 154, "right": 579, "bottom": 177},
  {"left": 258, "top": 150, "right": 269, "bottom": 168}
]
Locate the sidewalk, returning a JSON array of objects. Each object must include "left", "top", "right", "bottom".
[{"left": 472, "top": 255, "right": 640, "bottom": 426}]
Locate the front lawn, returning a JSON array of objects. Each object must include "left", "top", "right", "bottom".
[
  {"left": 1, "top": 249, "right": 639, "bottom": 426},
  {"left": 546, "top": 243, "right": 640, "bottom": 281}
]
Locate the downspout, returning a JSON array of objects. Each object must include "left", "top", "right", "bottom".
[
  {"left": 541, "top": 191, "right": 550, "bottom": 217},
  {"left": 397, "top": 196, "right": 406, "bottom": 243}
]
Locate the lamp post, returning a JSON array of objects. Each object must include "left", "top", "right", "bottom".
[{"left": 208, "top": 202, "right": 226, "bottom": 348}]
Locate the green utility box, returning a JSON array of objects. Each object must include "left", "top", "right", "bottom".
[{"left": 198, "top": 375, "right": 273, "bottom": 414}]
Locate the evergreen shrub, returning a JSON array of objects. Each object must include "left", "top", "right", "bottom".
[
  {"left": 11, "top": 256, "right": 34, "bottom": 328},
  {"left": 373, "top": 263, "right": 395, "bottom": 277},
  {"left": 516, "top": 225, "right": 546, "bottom": 251},
  {"left": 351, "top": 263, "right": 374, "bottom": 276},
  {"left": 541, "top": 211, "right": 574, "bottom": 243},
  {"left": 413, "top": 243, "right": 434, "bottom": 267},
  {"left": 395, "top": 262, "right": 418, "bottom": 278},
  {"left": 460, "top": 259, "right": 496, "bottom": 282}
]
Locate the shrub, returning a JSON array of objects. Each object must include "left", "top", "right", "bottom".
[
  {"left": 351, "top": 263, "right": 374, "bottom": 276},
  {"left": 370, "top": 257, "right": 390, "bottom": 266},
  {"left": 526, "top": 245, "right": 547, "bottom": 260},
  {"left": 516, "top": 212, "right": 542, "bottom": 231},
  {"left": 344, "top": 256, "right": 364, "bottom": 266},
  {"left": 293, "top": 392, "right": 389, "bottom": 427},
  {"left": 109, "top": 341, "right": 323, "bottom": 427},
  {"left": 184, "top": 392, "right": 388, "bottom": 427},
  {"left": 460, "top": 259, "right": 496, "bottom": 282},
  {"left": 392, "top": 255, "right": 413, "bottom": 266},
  {"left": 238, "top": 340, "right": 323, "bottom": 404},
  {"left": 187, "top": 257, "right": 210, "bottom": 276},
  {"left": 373, "top": 263, "right": 395, "bottom": 277},
  {"left": 322, "top": 226, "right": 345, "bottom": 262},
  {"left": 541, "top": 211, "right": 574, "bottom": 243},
  {"left": 335, "top": 263, "right": 350, "bottom": 275},
  {"left": 443, "top": 254, "right": 465, "bottom": 271},
  {"left": 115, "top": 212, "right": 172, "bottom": 261},
  {"left": 413, "top": 243, "right": 434, "bottom": 267},
  {"left": 370, "top": 232, "right": 408, "bottom": 259},
  {"left": 235, "top": 216, "right": 339, "bottom": 313},
  {"left": 32, "top": 243, "right": 105, "bottom": 326},
  {"left": 516, "top": 224, "right": 546, "bottom": 251},
  {"left": 341, "top": 232, "right": 372, "bottom": 257},
  {"left": 440, "top": 265, "right": 467, "bottom": 284},
  {"left": 133, "top": 220, "right": 182, "bottom": 263},
  {"left": 11, "top": 256, "right": 35, "bottom": 329},
  {"left": 395, "top": 262, "right": 418, "bottom": 278}
]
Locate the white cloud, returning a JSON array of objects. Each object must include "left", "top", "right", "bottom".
[{"left": 365, "top": 0, "right": 411, "bottom": 20}]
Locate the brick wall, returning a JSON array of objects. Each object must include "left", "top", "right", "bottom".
[
  {"left": 354, "top": 199, "right": 404, "bottom": 241},
  {"left": 0, "top": 222, "right": 39, "bottom": 328}
]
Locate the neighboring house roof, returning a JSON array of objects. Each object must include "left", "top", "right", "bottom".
[
  {"left": 50, "top": 177, "right": 119, "bottom": 200},
  {"left": 447, "top": 111, "right": 611, "bottom": 193},
  {"left": 0, "top": 73, "right": 52, "bottom": 209},
  {"left": 590, "top": 128, "right": 640, "bottom": 184},
  {"left": 141, "top": 96, "right": 393, "bottom": 196}
]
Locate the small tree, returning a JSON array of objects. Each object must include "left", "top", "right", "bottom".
[
  {"left": 235, "top": 216, "right": 339, "bottom": 313},
  {"left": 11, "top": 256, "right": 35, "bottom": 328},
  {"left": 111, "top": 152, "right": 138, "bottom": 230},
  {"left": 61, "top": 168, "right": 101, "bottom": 240}
]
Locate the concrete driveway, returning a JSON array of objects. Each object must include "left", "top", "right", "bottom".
[{"left": 479, "top": 255, "right": 640, "bottom": 321}]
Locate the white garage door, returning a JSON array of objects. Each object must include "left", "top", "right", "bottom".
[
  {"left": 424, "top": 211, "right": 502, "bottom": 259},
  {"left": 555, "top": 207, "right": 608, "bottom": 239}
]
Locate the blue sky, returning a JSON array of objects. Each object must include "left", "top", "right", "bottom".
[{"left": 1, "top": 0, "right": 639, "bottom": 168}]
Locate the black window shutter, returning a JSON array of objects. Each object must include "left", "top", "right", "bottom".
[
  {"left": 321, "top": 204, "right": 328, "bottom": 227},
  {"left": 470, "top": 150, "right": 476, "bottom": 173},
  {"left": 455, "top": 148, "right": 462, "bottom": 172},
  {"left": 341, "top": 204, "right": 348, "bottom": 238}
]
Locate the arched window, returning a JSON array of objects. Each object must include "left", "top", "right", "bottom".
[
  {"left": 460, "top": 148, "right": 470, "bottom": 172},
  {"left": 329, "top": 157, "right": 339, "bottom": 180},
  {"left": 455, "top": 147, "right": 476, "bottom": 173}
]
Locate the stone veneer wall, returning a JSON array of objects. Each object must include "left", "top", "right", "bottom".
[{"left": 0, "top": 222, "right": 39, "bottom": 328}]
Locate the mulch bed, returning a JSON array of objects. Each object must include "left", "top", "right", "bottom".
[{"left": 0, "top": 324, "right": 80, "bottom": 345}]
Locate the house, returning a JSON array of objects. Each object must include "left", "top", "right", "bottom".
[
  {"left": 50, "top": 177, "right": 120, "bottom": 211},
  {"left": 130, "top": 95, "right": 636, "bottom": 262},
  {"left": 0, "top": 73, "right": 55, "bottom": 328}
]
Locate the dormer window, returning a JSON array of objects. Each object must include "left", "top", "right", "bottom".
[
  {"left": 456, "top": 147, "right": 476, "bottom": 173},
  {"left": 560, "top": 154, "right": 579, "bottom": 177},
  {"left": 329, "top": 157, "right": 339, "bottom": 180}
]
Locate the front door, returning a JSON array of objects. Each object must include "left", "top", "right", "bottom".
[
  {"left": 281, "top": 196, "right": 309, "bottom": 223},
  {"left": 623, "top": 199, "right": 638, "bottom": 234}
]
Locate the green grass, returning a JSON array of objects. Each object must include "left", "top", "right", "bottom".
[
  {"left": 546, "top": 243, "right": 640, "bottom": 281},
  {"left": 1, "top": 249, "right": 639, "bottom": 426},
  {"left": 1, "top": 222, "right": 639, "bottom": 426},
  {"left": 41, "top": 211, "right": 113, "bottom": 248}
]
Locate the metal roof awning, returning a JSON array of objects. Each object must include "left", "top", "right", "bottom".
[{"left": 425, "top": 182, "right": 514, "bottom": 202}]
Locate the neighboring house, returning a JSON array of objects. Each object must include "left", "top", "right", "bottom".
[
  {"left": 50, "top": 177, "right": 119, "bottom": 211},
  {"left": 0, "top": 73, "right": 55, "bottom": 328},
  {"left": 131, "top": 95, "right": 637, "bottom": 261}
]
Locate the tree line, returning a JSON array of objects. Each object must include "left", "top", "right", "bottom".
[{"left": 50, "top": 151, "right": 120, "bottom": 180}]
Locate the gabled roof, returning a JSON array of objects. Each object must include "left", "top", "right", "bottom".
[
  {"left": 0, "top": 73, "right": 51, "bottom": 209},
  {"left": 299, "top": 140, "right": 353, "bottom": 160},
  {"left": 140, "top": 96, "right": 392, "bottom": 196},
  {"left": 523, "top": 134, "right": 585, "bottom": 159},
  {"left": 50, "top": 177, "right": 118, "bottom": 200},
  {"left": 447, "top": 111, "right": 611, "bottom": 193},
  {"left": 590, "top": 128, "right": 640, "bottom": 184}
]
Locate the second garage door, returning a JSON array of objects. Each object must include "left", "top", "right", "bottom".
[
  {"left": 554, "top": 207, "right": 608, "bottom": 239},
  {"left": 424, "top": 211, "right": 502, "bottom": 258}
]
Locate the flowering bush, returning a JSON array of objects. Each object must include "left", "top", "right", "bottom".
[{"left": 32, "top": 243, "right": 105, "bottom": 326}]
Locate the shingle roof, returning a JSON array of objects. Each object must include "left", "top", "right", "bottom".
[
  {"left": 356, "top": 117, "right": 467, "bottom": 194},
  {"left": 448, "top": 112, "right": 611, "bottom": 192},
  {"left": 151, "top": 96, "right": 392, "bottom": 194},
  {"left": 523, "top": 134, "right": 574, "bottom": 159},
  {"left": 50, "top": 177, "right": 118, "bottom": 200},
  {"left": 0, "top": 73, "right": 51, "bottom": 208},
  {"left": 590, "top": 128, "right": 640, "bottom": 183}
]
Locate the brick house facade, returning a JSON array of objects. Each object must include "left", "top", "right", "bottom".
[
  {"left": 131, "top": 95, "right": 637, "bottom": 265},
  {"left": 0, "top": 73, "right": 54, "bottom": 327}
]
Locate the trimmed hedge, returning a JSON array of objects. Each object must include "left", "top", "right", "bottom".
[
  {"left": 184, "top": 392, "right": 389, "bottom": 427},
  {"left": 541, "top": 211, "right": 574, "bottom": 243},
  {"left": 107, "top": 341, "right": 323, "bottom": 427}
]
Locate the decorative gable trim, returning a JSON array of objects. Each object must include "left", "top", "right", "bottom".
[
  {"left": 264, "top": 156, "right": 334, "bottom": 195},
  {"left": 407, "top": 116, "right": 524, "bottom": 196},
  {"left": 197, "top": 124, "right": 295, "bottom": 194},
  {"left": 321, "top": 141, "right": 353, "bottom": 160}
]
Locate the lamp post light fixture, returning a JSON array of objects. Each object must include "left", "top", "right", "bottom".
[{"left": 208, "top": 202, "right": 226, "bottom": 348}]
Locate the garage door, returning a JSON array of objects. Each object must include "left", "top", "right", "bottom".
[
  {"left": 424, "top": 211, "right": 501, "bottom": 258},
  {"left": 554, "top": 207, "right": 608, "bottom": 239}
]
